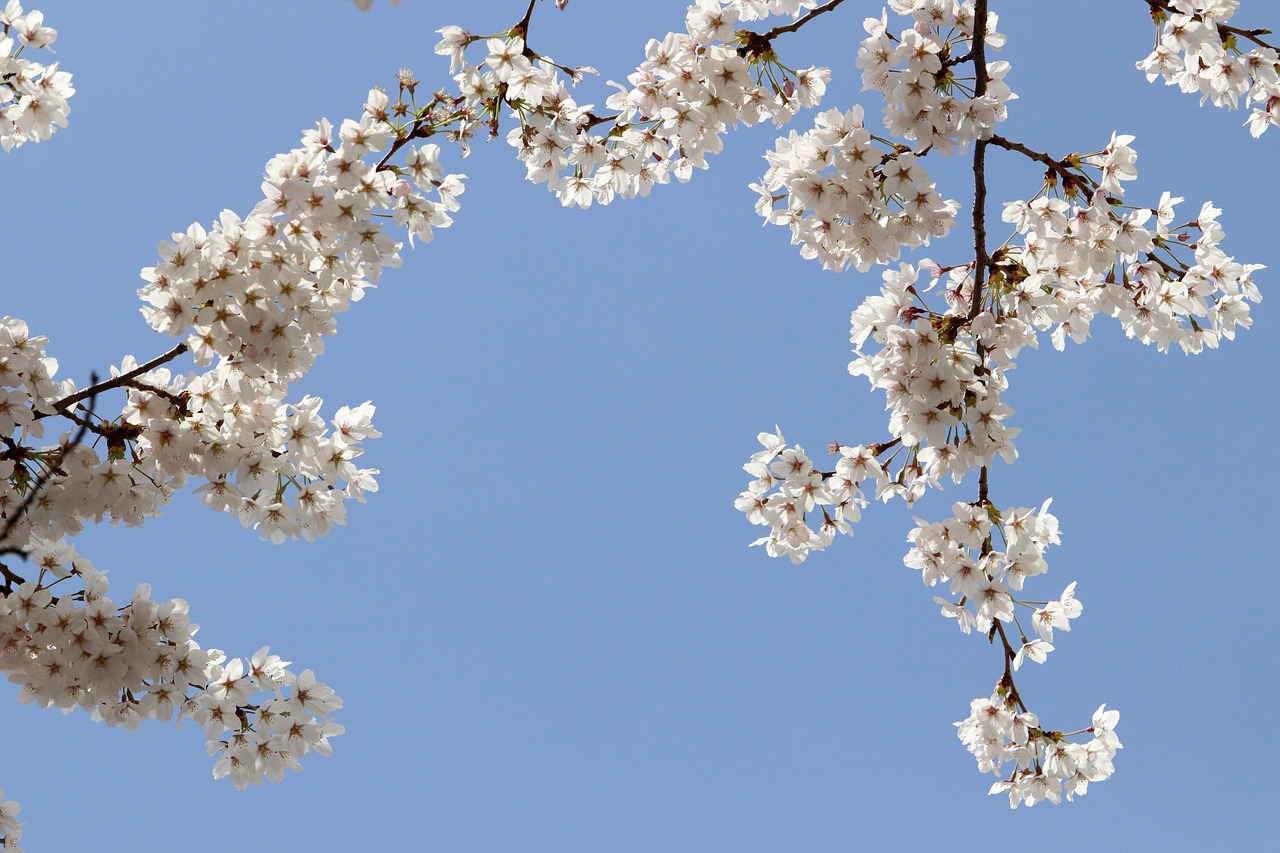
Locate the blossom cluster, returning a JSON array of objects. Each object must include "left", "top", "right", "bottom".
[
  {"left": 907, "top": 500, "right": 1119, "bottom": 806},
  {"left": 736, "top": 429, "right": 888, "bottom": 564},
  {"left": 741, "top": 129, "right": 1263, "bottom": 557},
  {"left": 736, "top": 258, "right": 1032, "bottom": 561},
  {"left": 139, "top": 88, "right": 464, "bottom": 381},
  {"left": 1137, "top": 0, "right": 1280, "bottom": 137},
  {"left": 126, "top": 88, "right": 465, "bottom": 542},
  {"left": 0, "top": 1, "right": 71, "bottom": 151},
  {"left": 906, "top": 500, "right": 1067, "bottom": 640},
  {"left": 997, "top": 135, "right": 1263, "bottom": 355},
  {"left": 752, "top": 0, "right": 1015, "bottom": 272},
  {"left": 0, "top": 319, "right": 382, "bottom": 549},
  {"left": 859, "top": 0, "right": 1015, "bottom": 153},
  {"left": 751, "top": 106, "right": 959, "bottom": 272},
  {"left": 957, "top": 694, "right": 1122, "bottom": 808},
  {"left": 436, "top": 0, "right": 831, "bottom": 207},
  {"left": 2, "top": 7, "right": 477, "bottom": 828},
  {"left": 733, "top": 0, "right": 1272, "bottom": 807},
  {"left": 848, "top": 263, "right": 1023, "bottom": 479},
  {"left": 1, "top": 542, "right": 342, "bottom": 793}
]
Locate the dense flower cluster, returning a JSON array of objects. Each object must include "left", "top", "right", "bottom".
[
  {"left": 751, "top": 107, "right": 959, "bottom": 272},
  {"left": 906, "top": 500, "right": 1066, "bottom": 639},
  {"left": 126, "top": 89, "right": 464, "bottom": 542},
  {"left": 737, "top": 259, "right": 1027, "bottom": 560},
  {"left": 736, "top": 429, "right": 887, "bottom": 564},
  {"left": 1, "top": 544, "right": 342, "bottom": 790},
  {"left": 1137, "top": 0, "right": 1280, "bottom": 137},
  {"left": 957, "top": 694, "right": 1122, "bottom": 808},
  {"left": 436, "top": 1, "right": 831, "bottom": 207},
  {"left": 997, "top": 134, "right": 1263, "bottom": 355},
  {"left": 752, "top": 0, "right": 1013, "bottom": 270},
  {"left": 903, "top": 500, "right": 1119, "bottom": 805},
  {"left": 859, "top": 0, "right": 1014, "bottom": 153},
  {"left": 734, "top": 0, "right": 1269, "bottom": 807},
  {"left": 0, "top": 1, "right": 71, "bottom": 151},
  {"left": 3, "top": 9, "right": 477, "bottom": 842}
]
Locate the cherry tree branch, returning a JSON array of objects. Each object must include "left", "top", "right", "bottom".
[
  {"left": 0, "top": 376, "right": 100, "bottom": 563},
  {"left": 39, "top": 343, "right": 187, "bottom": 419},
  {"left": 993, "top": 622, "right": 1030, "bottom": 713},
  {"left": 968, "top": 0, "right": 990, "bottom": 324},
  {"left": 738, "top": 0, "right": 847, "bottom": 58},
  {"left": 986, "top": 134, "right": 1097, "bottom": 196},
  {"left": 758, "top": 0, "right": 846, "bottom": 39},
  {"left": 514, "top": 0, "right": 539, "bottom": 39}
]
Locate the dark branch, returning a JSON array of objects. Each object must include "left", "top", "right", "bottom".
[
  {"left": 986, "top": 135, "right": 1095, "bottom": 196},
  {"left": 967, "top": 0, "right": 990, "bottom": 323},
  {"left": 0, "top": 375, "right": 100, "bottom": 565},
  {"left": 738, "top": 0, "right": 847, "bottom": 58},
  {"left": 514, "top": 0, "right": 538, "bottom": 40},
  {"left": 41, "top": 343, "right": 187, "bottom": 419}
]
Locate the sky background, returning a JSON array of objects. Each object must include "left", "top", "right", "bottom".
[{"left": 5, "top": 1, "right": 1279, "bottom": 850}]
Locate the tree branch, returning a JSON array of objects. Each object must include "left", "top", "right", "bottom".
[
  {"left": 514, "top": 0, "right": 538, "bottom": 40},
  {"left": 986, "top": 134, "right": 1096, "bottom": 195},
  {"left": 40, "top": 343, "right": 188, "bottom": 419},
  {"left": 738, "top": 0, "right": 847, "bottom": 58},
  {"left": 967, "top": 0, "right": 990, "bottom": 323},
  {"left": 0, "top": 376, "right": 100, "bottom": 563}
]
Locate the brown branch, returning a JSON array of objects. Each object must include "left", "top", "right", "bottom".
[
  {"left": 967, "top": 0, "right": 990, "bottom": 323},
  {"left": 0, "top": 559, "right": 25, "bottom": 594},
  {"left": 1220, "top": 23, "right": 1280, "bottom": 52},
  {"left": 514, "top": 0, "right": 538, "bottom": 41},
  {"left": 40, "top": 343, "right": 188, "bottom": 419},
  {"left": 985, "top": 134, "right": 1097, "bottom": 196},
  {"left": 758, "top": 0, "right": 846, "bottom": 39},
  {"left": 994, "top": 622, "right": 1029, "bottom": 713},
  {"left": 0, "top": 376, "right": 100, "bottom": 562},
  {"left": 738, "top": 0, "right": 847, "bottom": 58}
]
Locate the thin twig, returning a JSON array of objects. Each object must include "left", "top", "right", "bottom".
[
  {"left": 986, "top": 134, "right": 1096, "bottom": 195},
  {"left": 994, "top": 622, "right": 1028, "bottom": 712}
]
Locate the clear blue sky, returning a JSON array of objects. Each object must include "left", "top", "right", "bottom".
[{"left": 5, "top": 1, "right": 1278, "bottom": 850}]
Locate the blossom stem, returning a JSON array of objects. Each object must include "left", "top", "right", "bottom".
[
  {"left": 985, "top": 134, "right": 1087, "bottom": 196},
  {"left": 994, "top": 621, "right": 1029, "bottom": 712}
]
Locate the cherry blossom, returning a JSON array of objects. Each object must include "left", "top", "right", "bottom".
[
  {"left": 1137, "top": 0, "right": 1280, "bottom": 137},
  {"left": 0, "top": 1, "right": 72, "bottom": 151},
  {"left": 6, "top": 0, "right": 1279, "bottom": 836}
]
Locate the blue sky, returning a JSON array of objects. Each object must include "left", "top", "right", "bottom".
[{"left": 5, "top": 1, "right": 1278, "bottom": 850}]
